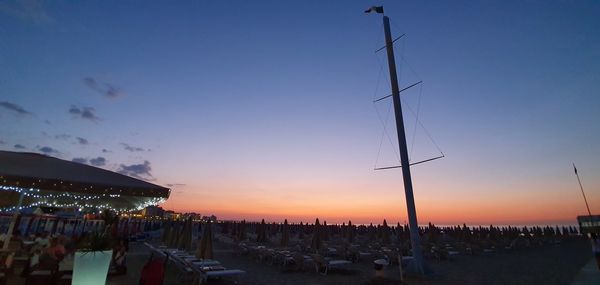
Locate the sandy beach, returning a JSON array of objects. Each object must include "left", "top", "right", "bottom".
[{"left": 102, "top": 234, "right": 591, "bottom": 285}]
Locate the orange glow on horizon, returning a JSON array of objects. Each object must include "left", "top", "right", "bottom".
[{"left": 159, "top": 181, "right": 598, "bottom": 226}]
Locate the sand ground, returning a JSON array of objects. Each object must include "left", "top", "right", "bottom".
[
  {"left": 4, "top": 236, "right": 593, "bottom": 285},
  {"left": 113, "top": 237, "right": 591, "bottom": 285}
]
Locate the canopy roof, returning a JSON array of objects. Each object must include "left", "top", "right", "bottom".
[{"left": 0, "top": 151, "right": 170, "bottom": 211}]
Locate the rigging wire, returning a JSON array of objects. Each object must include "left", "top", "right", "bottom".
[
  {"left": 371, "top": 19, "right": 445, "bottom": 168},
  {"left": 401, "top": 95, "right": 445, "bottom": 156},
  {"left": 409, "top": 84, "right": 423, "bottom": 157},
  {"left": 372, "top": 61, "right": 401, "bottom": 167}
]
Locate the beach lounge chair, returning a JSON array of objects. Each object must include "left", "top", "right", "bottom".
[
  {"left": 199, "top": 268, "right": 246, "bottom": 284},
  {"left": 282, "top": 252, "right": 308, "bottom": 271},
  {"left": 310, "top": 254, "right": 352, "bottom": 275},
  {"left": 191, "top": 260, "right": 221, "bottom": 267}
]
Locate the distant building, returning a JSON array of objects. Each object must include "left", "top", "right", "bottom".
[
  {"left": 142, "top": 206, "right": 165, "bottom": 218},
  {"left": 163, "top": 210, "right": 176, "bottom": 220},
  {"left": 577, "top": 215, "right": 600, "bottom": 234},
  {"left": 182, "top": 212, "right": 202, "bottom": 220},
  {"left": 201, "top": 215, "right": 217, "bottom": 222}
]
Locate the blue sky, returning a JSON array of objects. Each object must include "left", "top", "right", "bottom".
[{"left": 1, "top": 0, "right": 599, "bottom": 224}]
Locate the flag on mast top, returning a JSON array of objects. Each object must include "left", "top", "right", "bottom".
[{"left": 365, "top": 6, "right": 384, "bottom": 14}]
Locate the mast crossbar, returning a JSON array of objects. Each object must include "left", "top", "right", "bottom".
[
  {"left": 375, "top": 34, "right": 405, "bottom": 53},
  {"left": 374, "top": 154, "right": 444, "bottom": 170},
  {"left": 373, "top": 81, "right": 423, "bottom": 103}
]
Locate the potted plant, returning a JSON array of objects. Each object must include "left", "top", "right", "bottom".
[{"left": 72, "top": 211, "right": 116, "bottom": 285}]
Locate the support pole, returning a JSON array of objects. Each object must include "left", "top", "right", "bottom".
[
  {"left": 382, "top": 15, "right": 425, "bottom": 274},
  {"left": 3, "top": 191, "right": 24, "bottom": 250},
  {"left": 574, "top": 163, "right": 592, "bottom": 216}
]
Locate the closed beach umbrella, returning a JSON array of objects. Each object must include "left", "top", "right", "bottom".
[
  {"left": 260, "top": 219, "right": 267, "bottom": 243},
  {"left": 348, "top": 220, "right": 354, "bottom": 243},
  {"left": 368, "top": 223, "right": 376, "bottom": 240},
  {"left": 196, "top": 221, "right": 214, "bottom": 259},
  {"left": 311, "top": 218, "right": 322, "bottom": 252},
  {"left": 298, "top": 222, "right": 304, "bottom": 239},
  {"left": 167, "top": 222, "right": 179, "bottom": 248},
  {"left": 136, "top": 219, "right": 142, "bottom": 233},
  {"left": 176, "top": 219, "right": 187, "bottom": 249},
  {"left": 161, "top": 221, "right": 171, "bottom": 244},
  {"left": 322, "top": 221, "right": 329, "bottom": 241},
  {"left": 111, "top": 217, "right": 119, "bottom": 239},
  {"left": 237, "top": 220, "right": 246, "bottom": 241},
  {"left": 177, "top": 217, "right": 193, "bottom": 250},
  {"left": 256, "top": 219, "right": 266, "bottom": 243},
  {"left": 281, "top": 219, "right": 290, "bottom": 247},
  {"left": 122, "top": 219, "right": 130, "bottom": 238},
  {"left": 381, "top": 219, "right": 390, "bottom": 244}
]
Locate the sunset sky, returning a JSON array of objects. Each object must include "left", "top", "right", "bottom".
[{"left": 1, "top": 1, "right": 599, "bottom": 225}]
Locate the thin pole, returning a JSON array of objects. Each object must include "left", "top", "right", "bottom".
[
  {"left": 3, "top": 191, "right": 24, "bottom": 249},
  {"left": 383, "top": 15, "right": 424, "bottom": 274},
  {"left": 574, "top": 163, "right": 592, "bottom": 216}
]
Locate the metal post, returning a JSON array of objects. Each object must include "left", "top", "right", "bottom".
[
  {"left": 382, "top": 15, "right": 424, "bottom": 274},
  {"left": 3, "top": 191, "right": 24, "bottom": 249}
]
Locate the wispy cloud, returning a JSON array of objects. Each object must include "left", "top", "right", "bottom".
[
  {"left": 0, "top": 0, "right": 54, "bottom": 24},
  {"left": 166, "top": 183, "right": 186, "bottom": 187},
  {"left": 102, "top": 149, "right": 110, "bottom": 153},
  {"left": 90, "top": 156, "right": 107, "bottom": 166},
  {"left": 117, "top": 161, "right": 153, "bottom": 180},
  {"left": 0, "top": 140, "right": 5, "bottom": 145},
  {"left": 72, "top": 157, "right": 88, "bottom": 164},
  {"left": 69, "top": 105, "right": 100, "bottom": 122},
  {"left": 37, "top": 145, "right": 59, "bottom": 155},
  {"left": 55, "top": 133, "right": 71, "bottom": 140},
  {"left": 0, "top": 101, "right": 32, "bottom": 115},
  {"left": 120, "top": 143, "right": 146, "bottom": 152},
  {"left": 70, "top": 156, "right": 106, "bottom": 166},
  {"left": 75, "top": 137, "right": 88, "bottom": 145},
  {"left": 83, "top": 77, "right": 124, "bottom": 99},
  {"left": 14, "top": 144, "right": 26, "bottom": 149}
]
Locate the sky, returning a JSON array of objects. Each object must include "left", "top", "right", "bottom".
[{"left": 1, "top": 0, "right": 599, "bottom": 226}]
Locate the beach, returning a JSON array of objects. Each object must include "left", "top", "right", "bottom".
[{"left": 104, "top": 233, "right": 591, "bottom": 285}]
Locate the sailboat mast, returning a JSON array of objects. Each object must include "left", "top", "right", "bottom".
[{"left": 382, "top": 15, "right": 425, "bottom": 274}]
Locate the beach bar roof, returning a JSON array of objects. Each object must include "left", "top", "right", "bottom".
[{"left": 0, "top": 151, "right": 170, "bottom": 212}]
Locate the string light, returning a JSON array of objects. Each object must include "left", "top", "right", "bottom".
[{"left": 0, "top": 184, "right": 166, "bottom": 213}]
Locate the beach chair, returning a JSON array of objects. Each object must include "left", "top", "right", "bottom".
[
  {"left": 199, "top": 267, "right": 246, "bottom": 284},
  {"left": 139, "top": 252, "right": 168, "bottom": 285},
  {"left": 310, "top": 254, "right": 352, "bottom": 275},
  {"left": 25, "top": 257, "right": 59, "bottom": 285},
  {"left": 282, "top": 252, "right": 306, "bottom": 271}
]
